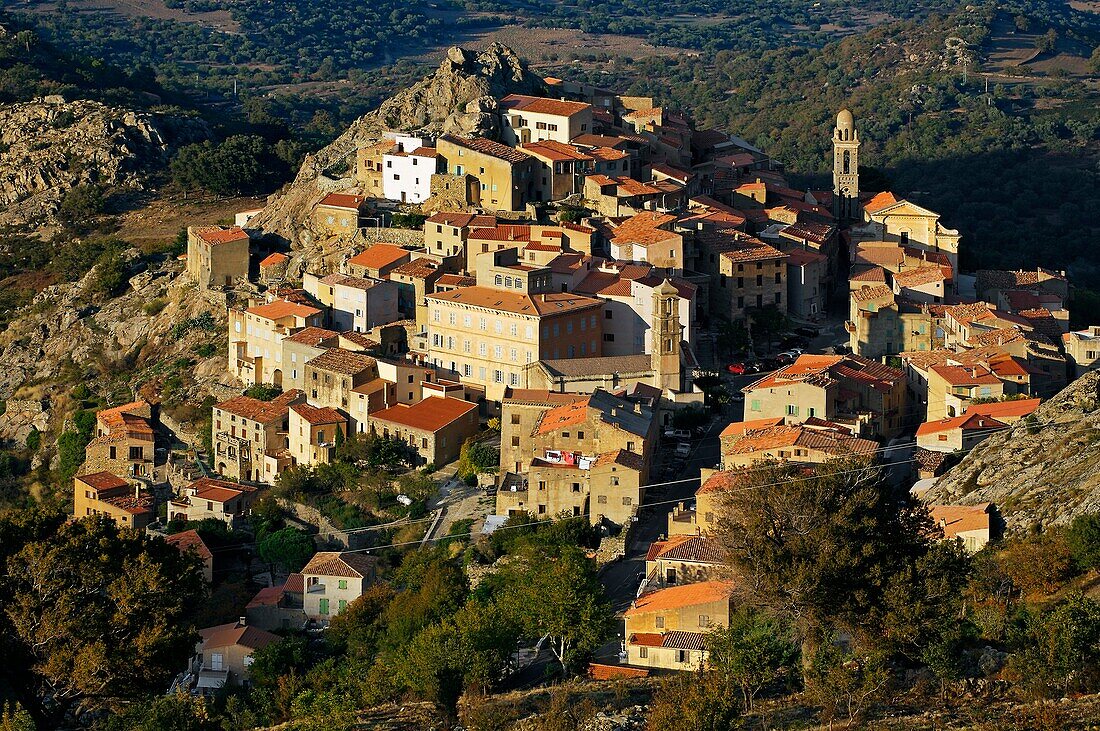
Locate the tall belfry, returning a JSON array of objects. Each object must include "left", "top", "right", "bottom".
[
  {"left": 651, "top": 279, "right": 682, "bottom": 393},
  {"left": 832, "top": 108, "right": 860, "bottom": 221}
]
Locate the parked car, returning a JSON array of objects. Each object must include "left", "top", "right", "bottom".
[
  {"left": 776, "top": 351, "right": 796, "bottom": 363},
  {"left": 757, "top": 358, "right": 780, "bottom": 372},
  {"left": 731, "top": 392, "right": 745, "bottom": 402},
  {"left": 674, "top": 442, "right": 692, "bottom": 458},
  {"left": 727, "top": 362, "right": 750, "bottom": 375},
  {"left": 795, "top": 326, "right": 820, "bottom": 338},
  {"left": 834, "top": 343, "right": 851, "bottom": 354},
  {"left": 664, "top": 428, "right": 692, "bottom": 440}
]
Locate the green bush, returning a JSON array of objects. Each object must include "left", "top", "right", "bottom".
[
  {"left": 142, "top": 298, "right": 168, "bottom": 316},
  {"left": 24, "top": 429, "right": 40, "bottom": 452},
  {"left": 243, "top": 384, "right": 282, "bottom": 401},
  {"left": 57, "top": 184, "right": 106, "bottom": 229}
]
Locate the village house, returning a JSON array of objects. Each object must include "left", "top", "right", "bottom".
[
  {"left": 624, "top": 581, "right": 735, "bottom": 672},
  {"left": 288, "top": 403, "right": 347, "bottom": 467},
  {"left": 312, "top": 193, "right": 368, "bottom": 236},
  {"left": 421, "top": 212, "right": 498, "bottom": 263},
  {"left": 303, "top": 348, "right": 380, "bottom": 419},
  {"left": 302, "top": 272, "right": 400, "bottom": 333},
  {"left": 166, "top": 529, "right": 214, "bottom": 583},
  {"left": 498, "top": 94, "right": 594, "bottom": 146},
  {"left": 376, "top": 358, "right": 436, "bottom": 405},
  {"left": 583, "top": 174, "right": 665, "bottom": 217},
  {"left": 422, "top": 286, "right": 604, "bottom": 405},
  {"left": 382, "top": 136, "right": 440, "bottom": 204},
  {"left": 344, "top": 243, "right": 413, "bottom": 280},
  {"left": 244, "top": 574, "right": 307, "bottom": 631},
  {"left": 925, "top": 362, "right": 1006, "bottom": 419},
  {"left": 518, "top": 139, "right": 592, "bottom": 201},
  {"left": 914, "top": 397, "right": 1040, "bottom": 454},
  {"left": 607, "top": 212, "right": 686, "bottom": 272},
  {"left": 83, "top": 400, "right": 157, "bottom": 480},
  {"left": 389, "top": 257, "right": 444, "bottom": 327},
  {"left": 186, "top": 226, "right": 250, "bottom": 289},
  {"left": 928, "top": 503, "right": 999, "bottom": 552},
  {"left": 191, "top": 620, "right": 280, "bottom": 693},
  {"left": 742, "top": 354, "right": 907, "bottom": 439},
  {"left": 72, "top": 472, "right": 155, "bottom": 530},
  {"left": 643, "top": 534, "right": 725, "bottom": 591},
  {"left": 719, "top": 417, "right": 879, "bottom": 468},
  {"left": 847, "top": 285, "right": 941, "bottom": 359},
  {"left": 436, "top": 135, "right": 538, "bottom": 212},
  {"left": 365, "top": 395, "right": 479, "bottom": 467},
  {"left": 168, "top": 477, "right": 259, "bottom": 527},
  {"left": 301, "top": 551, "right": 380, "bottom": 625},
  {"left": 356, "top": 138, "right": 399, "bottom": 194},
  {"left": 854, "top": 192, "right": 961, "bottom": 284},
  {"left": 785, "top": 248, "right": 829, "bottom": 319},
  {"left": 258, "top": 252, "right": 290, "bottom": 286},
  {"left": 498, "top": 389, "right": 588, "bottom": 476},
  {"left": 1064, "top": 326, "right": 1100, "bottom": 377},
  {"left": 212, "top": 390, "right": 305, "bottom": 483},
  {"left": 497, "top": 448, "right": 646, "bottom": 527},
  {"left": 279, "top": 327, "right": 341, "bottom": 392},
  {"left": 666, "top": 469, "right": 738, "bottom": 537},
  {"left": 229, "top": 299, "right": 325, "bottom": 387},
  {"left": 695, "top": 229, "right": 788, "bottom": 323}
]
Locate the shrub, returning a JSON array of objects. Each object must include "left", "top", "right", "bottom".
[
  {"left": 142, "top": 298, "right": 168, "bottom": 316},
  {"left": 243, "top": 383, "right": 282, "bottom": 401},
  {"left": 24, "top": 429, "right": 40, "bottom": 452},
  {"left": 1066, "top": 513, "right": 1100, "bottom": 570},
  {"left": 57, "top": 184, "right": 106, "bottom": 228}
]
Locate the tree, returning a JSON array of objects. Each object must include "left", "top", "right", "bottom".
[
  {"left": 1006, "top": 593, "right": 1100, "bottom": 699},
  {"left": 96, "top": 692, "right": 219, "bottom": 731},
  {"left": 457, "top": 438, "right": 498, "bottom": 480},
  {"left": 89, "top": 246, "right": 129, "bottom": 297},
  {"left": 170, "top": 135, "right": 283, "bottom": 196},
  {"left": 0, "top": 516, "right": 206, "bottom": 726},
  {"left": 646, "top": 673, "right": 742, "bottom": 731},
  {"left": 714, "top": 317, "right": 750, "bottom": 356},
  {"left": 256, "top": 526, "right": 316, "bottom": 573},
  {"left": 1037, "top": 29, "right": 1058, "bottom": 54},
  {"left": 243, "top": 383, "right": 283, "bottom": 401},
  {"left": 705, "top": 607, "right": 798, "bottom": 709},
  {"left": 1066, "top": 513, "right": 1100, "bottom": 570},
  {"left": 337, "top": 433, "right": 412, "bottom": 470},
  {"left": 57, "top": 184, "right": 106, "bottom": 229},
  {"left": 805, "top": 641, "right": 891, "bottom": 726},
  {"left": 499, "top": 545, "right": 614, "bottom": 676},
  {"left": 714, "top": 460, "right": 933, "bottom": 663},
  {"left": 749, "top": 304, "right": 788, "bottom": 340}
]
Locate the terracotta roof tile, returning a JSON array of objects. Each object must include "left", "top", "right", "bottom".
[
  {"left": 500, "top": 94, "right": 591, "bottom": 117},
  {"left": 166, "top": 529, "right": 213, "bottom": 561},
  {"left": 347, "top": 244, "right": 411, "bottom": 271},
  {"left": 302, "top": 551, "right": 378, "bottom": 578},
  {"left": 929, "top": 503, "right": 993, "bottom": 539},
  {"left": 306, "top": 348, "right": 377, "bottom": 376},
  {"left": 76, "top": 471, "right": 129, "bottom": 491},
  {"left": 317, "top": 193, "right": 366, "bottom": 210},
  {"left": 625, "top": 580, "right": 733, "bottom": 616},
  {"left": 290, "top": 403, "right": 345, "bottom": 426},
  {"left": 192, "top": 226, "right": 249, "bottom": 246},
  {"left": 369, "top": 396, "right": 477, "bottom": 432},
  {"left": 440, "top": 134, "right": 529, "bottom": 164},
  {"left": 282, "top": 327, "right": 340, "bottom": 347},
  {"left": 260, "top": 252, "right": 288, "bottom": 267},
  {"left": 426, "top": 286, "right": 602, "bottom": 317},
  {"left": 247, "top": 300, "right": 321, "bottom": 321}
]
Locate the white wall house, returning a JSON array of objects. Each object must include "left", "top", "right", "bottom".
[{"left": 382, "top": 135, "right": 438, "bottom": 204}]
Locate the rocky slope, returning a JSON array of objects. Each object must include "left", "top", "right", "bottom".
[
  {"left": 0, "top": 96, "right": 201, "bottom": 227},
  {"left": 924, "top": 371, "right": 1100, "bottom": 528},
  {"left": 248, "top": 43, "right": 546, "bottom": 256}
]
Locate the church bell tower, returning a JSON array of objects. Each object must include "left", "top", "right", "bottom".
[
  {"left": 651, "top": 279, "right": 682, "bottom": 393},
  {"left": 833, "top": 108, "right": 860, "bottom": 221}
]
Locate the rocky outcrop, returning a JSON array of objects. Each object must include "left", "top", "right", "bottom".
[
  {"left": 925, "top": 371, "right": 1100, "bottom": 528},
  {"left": 0, "top": 253, "right": 240, "bottom": 407},
  {"left": 247, "top": 43, "right": 545, "bottom": 264},
  {"left": 0, "top": 96, "right": 200, "bottom": 227}
]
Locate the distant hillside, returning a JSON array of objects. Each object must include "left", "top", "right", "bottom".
[{"left": 925, "top": 370, "right": 1100, "bottom": 528}]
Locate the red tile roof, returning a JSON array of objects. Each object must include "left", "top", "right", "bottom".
[
  {"left": 76, "top": 471, "right": 129, "bottom": 491},
  {"left": 369, "top": 396, "right": 478, "bottom": 433},
  {"left": 863, "top": 191, "right": 900, "bottom": 214},
  {"left": 192, "top": 226, "right": 249, "bottom": 246},
  {"left": 259, "top": 252, "right": 288, "bottom": 267},
  {"left": 347, "top": 244, "right": 411, "bottom": 271},
  {"left": 929, "top": 503, "right": 993, "bottom": 539},
  {"left": 625, "top": 581, "right": 733, "bottom": 616},
  {"left": 200, "top": 622, "right": 280, "bottom": 652},
  {"left": 291, "top": 403, "right": 346, "bottom": 426},
  {"left": 916, "top": 412, "right": 1008, "bottom": 437},
  {"left": 440, "top": 134, "right": 530, "bottom": 164},
  {"left": 301, "top": 551, "right": 378, "bottom": 578},
  {"left": 500, "top": 94, "right": 591, "bottom": 117},
  {"left": 166, "top": 529, "right": 213, "bottom": 562},
  {"left": 317, "top": 193, "right": 367, "bottom": 210},
  {"left": 247, "top": 300, "right": 321, "bottom": 321}
]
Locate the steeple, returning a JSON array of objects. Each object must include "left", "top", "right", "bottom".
[
  {"left": 832, "top": 108, "right": 860, "bottom": 221},
  {"left": 651, "top": 279, "right": 682, "bottom": 393}
]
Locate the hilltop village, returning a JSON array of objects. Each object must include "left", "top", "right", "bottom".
[{"left": 69, "top": 73, "right": 1097, "bottom": 688}]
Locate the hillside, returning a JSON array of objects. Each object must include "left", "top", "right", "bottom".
[{"left": 925, "top": 370, "right": 1100, "bottom": 528}]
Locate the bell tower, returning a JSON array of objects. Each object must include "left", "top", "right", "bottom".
[
  {"left": 651, "top": 279, "right": 682, "bottom": 393},
  {"left": 833, "top": 108, "right": 860, "bottom": 221}
]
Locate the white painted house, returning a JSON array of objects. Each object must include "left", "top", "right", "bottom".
[{"left": 382, "top": 135, "right": 439, "bottom": 204}]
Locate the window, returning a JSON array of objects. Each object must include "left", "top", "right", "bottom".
[
  {"left": 210, "top": 653, "right": 224, "bottom": 671},
  {"left": 511, "top": 436, "right": 520, "bottom": 447},
  {"left": 577, "top": 431, "right": 584, "bottom": 439},
  {"left": 655, "top": 616, "right": 665, "bottom": 629},
  {"left": 786, "top": 405, "right": 798, "bottom": 416},
  {"left": 319, "top": 598, "right": 329, "bottom": 615},
  {"left": 572, "top": 483, "right": 581, "bottom": 493},
  {"left": 622, "top": 496, "right": 632, "bottom": 505},
  {"left": 338, "top": 600, "right": 347, "bottom": 613},
  {"left": 511, "top": 414, "right": 521, "bottom": 425},
  {"left": 338, "top": 580, "right": 347, "bottom": 590},
  {"left": 699, "top": 615, "right": 710, "bottom": 627},
  {"left": 597, "top": 495, "right": 607, "bottom": 504}
]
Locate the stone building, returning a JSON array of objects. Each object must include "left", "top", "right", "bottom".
[
  {"left": 288, "top": 403, "right": 347, "bottom": 467},
  {"left": 186, "top": 226, "right": 250, "bottom": 290},
  {"left": 212, "top": 390, "right": 305, "bottom": 483},
  {"left": 83, "top": 400, "right": 157, "bottom": 480},
  {"left": 73, "top": 472, "right": 155, "bottom": 530},
  {"left": 365, "top": 395, "right": 479, "bottom": 467},
  {"left": 303, "top": 348, "right": 379, "bottom": 417},
  {"left": 436, "top": 135, "right": 538, "bottom": 212}
]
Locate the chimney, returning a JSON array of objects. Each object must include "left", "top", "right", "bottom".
[
  {"left": 611, "top": 407, "right": 618, "bottom": 417},
  {"left": 134, "top": 484, "right": 141, "bottom": 499},
  {"left": 239, "top": 616, "right": 247, "bottom": 627}
]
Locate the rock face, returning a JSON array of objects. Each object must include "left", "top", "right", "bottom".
[
  {"left": 925, "top": 371, "right": 1100, "bottom": 528},
  {"left": 247, "top": 43, "right": 545, "bottom": 254},
  {"left": 0, "top": 97, "right": 192, "bottom": 227}
]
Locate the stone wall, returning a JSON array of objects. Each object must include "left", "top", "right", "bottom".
[
  {"left": 428, "top": 173, "right": 475, "bottom": 212},
  {"left": 356, "top": 227, "right": 424, "bottom": 248}
]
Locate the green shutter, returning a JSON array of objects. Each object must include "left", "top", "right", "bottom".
[
  {"left": 338, "top": 600, "right": 347, "bottom": 613},
  {"left": 319, "top": 598, "right": 329, "bottom": 615}
]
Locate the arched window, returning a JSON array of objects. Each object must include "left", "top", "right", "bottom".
[{"left": 842, "top": 150, "right": 851, "bottom": 174}]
